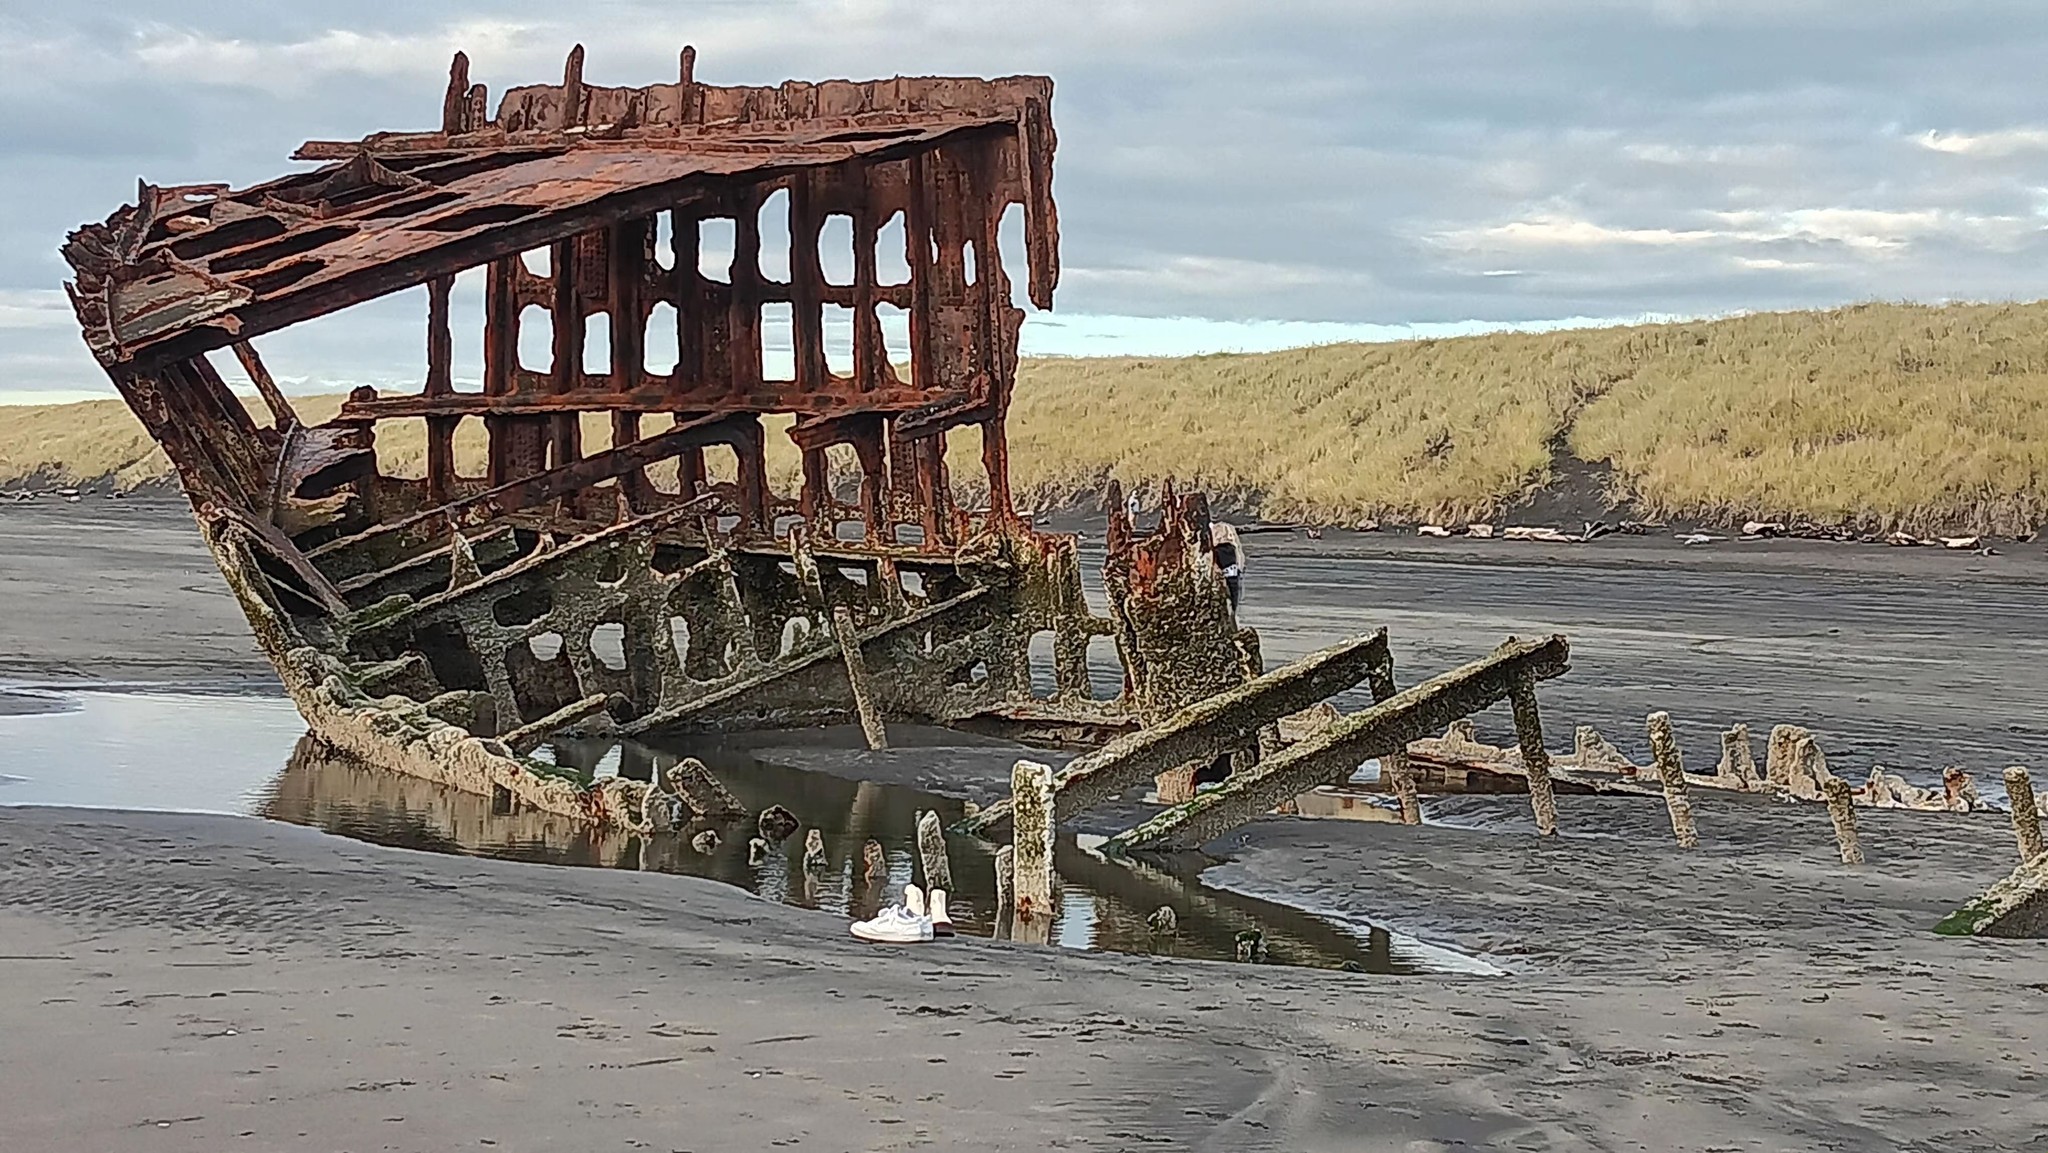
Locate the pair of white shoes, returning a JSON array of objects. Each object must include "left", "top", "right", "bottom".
[{"left": 851, "top": 884, "right": 954, "bottom": 943}]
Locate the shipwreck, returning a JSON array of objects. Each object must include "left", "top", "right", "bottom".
[{"left": 57, "top": 47, "right": 1297, "bottom": 827}]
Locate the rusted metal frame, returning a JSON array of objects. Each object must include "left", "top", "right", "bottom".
[
  {"left": 422, "top": 275, "right": 458, "bottom": 504},
  {"left": 792, "top": 411, "right": 890, "bottom": 540},
  {"left": 115, "top": 125, "right": 1014, "bottom": 375},
  {"left": 307, "top": 413, "right": 743, "bottom": 561},
  {"left": 229, "top": 340, "right": 298, "bottom": 431},
  {"left": 115, "top": 365, "right": 250, "bottom": 508},
  {"left": 608, "top": 215, "right": 653, "bottom": 512}
]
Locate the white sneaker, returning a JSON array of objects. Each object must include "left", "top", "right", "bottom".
[
  {"left": 928, "top": 889, "right": 955, "bottom": 937},
  {"left": 850, "top": 905, "right": 933, "bottom": 944}
]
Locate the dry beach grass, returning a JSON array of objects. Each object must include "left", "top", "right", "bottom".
[{"left": 9, "top": 299, "right": 2048, "bottom": 533}]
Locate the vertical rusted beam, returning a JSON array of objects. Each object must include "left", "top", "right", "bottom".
[
  {"left": 729, "top": 186, "right": 764, "bottom": 400},
  {"left": 799, "top": 447, "right": 829, "bottom": 523},
  {"left": 852, "top": 191, "right": 881, "bottom": 392},
  {"left": 1019, "top": 95, "right": 1058, "bottom": 312},
  {"left": 548, "top": 236, "right": 583, "bottom": 470},
  {"left": 851, "top": 427, "right": 886, "bottom": 541},
  {"left": 560, "top": 44, "right": 586, "bottom": 130},
  {"left": 230, "top": 340, "right": 297, "bottom": 432},
  {"left": 789, "top": 173, "right": 826, "bottom": 390},
  {"left": 423, "top": 275, "right": 456, "bottom": 504},
  {"left": 609, "top": 217, "right": 651, "bottom": 512},
  {"left": 734, "top": 417, "right": 769, "bottom": 531},
  {"left": 482, "top": 256, "right": 539, "bottom": 486},
  {"left": 905, "top": 153, "right": 934, "bottom": 390},
  {"left": 441, "top": 52, "right": 472, "bottom": 135},
  {"left": 981, "top": 415, "right": 1013, "bottom": 523},
  {"left": 672, "top": 204, "right": 702, "bottom": 393}
]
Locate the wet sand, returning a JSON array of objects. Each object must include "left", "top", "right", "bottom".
[
  {"left": 5, "top": 799, "right": 2043, "bottom": 1151},
  {"left": 4, "top": 498, "right": 2048, "bottom": 1149}
]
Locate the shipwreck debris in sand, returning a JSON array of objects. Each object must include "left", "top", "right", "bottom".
[
  {"left": 1102, "top": 635, "right": 1573, "bottom": 854},
  {"left": 56, "top": 45, "right": 1321, "bottom": 830}
]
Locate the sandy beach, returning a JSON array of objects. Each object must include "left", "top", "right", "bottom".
[{"left": 4, "top": 498, "right": 2047, "bottom": 1151}]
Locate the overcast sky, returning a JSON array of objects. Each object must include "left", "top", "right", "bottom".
[{"left": 5, "top": 1, "right": 2048, "bottom": 400}]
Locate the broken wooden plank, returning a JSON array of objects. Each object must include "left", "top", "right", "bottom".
[
  {"left": 958, "top": 630, "right": 1391, "bottom": 838},
  {"left": 1102, "top": 635, "right": 1572, "bottom": 855},
  {"left": 832, "top": 604, "right": 888, "bottom": 750}
]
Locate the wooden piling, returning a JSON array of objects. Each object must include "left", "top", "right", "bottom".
[
  {"left": 915, "top": 809, "right": 955, "bottom": 893},
  {"left": 993, "top": 844, "right": 1015, "bottom": 939},
  {"left": 1364, "top": 652, "right": 1420, "bottom": 825},
  {"left": 665, "top": 756, "right": 745, "bottom": 819},
  {"left": 1010, "top": 759, "right": 1056, "bottom": 923},
  {"left": 2004, "top": 766, "right": 2045, "bottom": 862},
  {"left": 1507, "top": 670, "right": 1558, "bottom": 836},
  {"left": 1646, "top": 711, "right": 1700, "bottom": 848},
  {"left": 831, "top": 605, "right": 888, "bottom": 750},
  {"left": 1823, "top": 777, "right": 1864, "bottom": 865},
  {"left": 1720, "top": 723, "right": 1759, "bottom": 790},
  {"left": 1766, "top": 724, "right": 1805, "bottom": 789}
]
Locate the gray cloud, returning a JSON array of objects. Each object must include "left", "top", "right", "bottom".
[{"left": 5, "top": 0, "right": 2048, "bottom": 395}]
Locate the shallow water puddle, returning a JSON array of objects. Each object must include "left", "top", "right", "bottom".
[{"left": 0, "top": 685, "right": 1484, "bottom": 974}]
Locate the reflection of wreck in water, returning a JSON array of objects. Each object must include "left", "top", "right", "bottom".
[
  {"left": 266, "top": 733, "right": 1476, "bottom": 972},
  {"left": 60, "top": 47, "right": 1264, "bottom": 828}
]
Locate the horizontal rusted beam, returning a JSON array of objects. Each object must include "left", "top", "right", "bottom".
[
  {"left": 1103, "top": 635, "right": 1573, "bottom": 855},
  {"left": 959, "top": 630, "right": 1393, "bottom": 839},
  {"left": 336, "top": 387, "right": 959, "bottom": 422}
]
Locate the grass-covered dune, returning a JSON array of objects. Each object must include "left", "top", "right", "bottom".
[{"left": 8, "top": 300, "right": 2048, "bottom": 534}]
